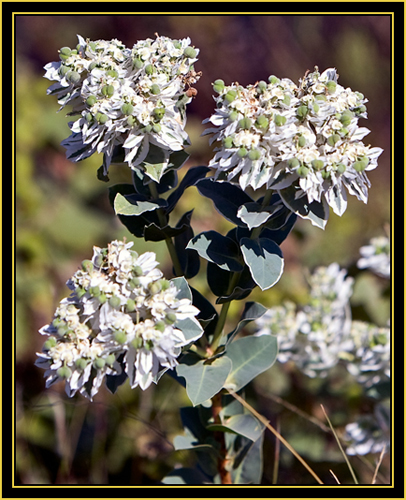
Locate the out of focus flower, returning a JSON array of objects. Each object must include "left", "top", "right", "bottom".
[
  {"left": 203, "top": 67, "right": 383, "bottom": 216},
  {"left": 44, "top": 34, "right": 200, "bottom": 179},
  {"left": 36, "top": 240, "right": 203, "bottom": 399},
  {"left": 357, "top": 236, "right": 390, "bottom": 279}
]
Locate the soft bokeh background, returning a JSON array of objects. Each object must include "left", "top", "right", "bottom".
[{"left": 15, "top": 15, "right": 391, "bottom": 485}]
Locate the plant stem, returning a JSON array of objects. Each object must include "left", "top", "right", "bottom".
[{"left": 148, "top": 182, "right": 184, "bottom": 277}]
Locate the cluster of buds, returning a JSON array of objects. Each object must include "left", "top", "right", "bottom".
[
  {"left": 44, "top": 34, "right": 200, "bottom": 177},
  {"left": 36, "top": 240, "right": 203, "bottom": 399},
  {"left": 203, "top": 67, "right": 383, "bottom": 216},
  {"left": 256, "top": 262, "right": 390, "bottom": 385}
]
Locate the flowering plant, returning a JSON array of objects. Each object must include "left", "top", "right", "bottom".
[{"left": 37, "top": 34, "right": 389, "bottom": 485}]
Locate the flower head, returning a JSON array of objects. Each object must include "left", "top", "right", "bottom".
[
  {"left": 204, "top": 67, "right": 383, "bottom": 217},
  {"left": 357, "top": 235, "right": 390, "bottom": 278},
  {"left": 36, "top": 240, "right": 203, "bottom": 399},
  {"left": 44, "top": 34, "right": 200, "bottom": 180}
]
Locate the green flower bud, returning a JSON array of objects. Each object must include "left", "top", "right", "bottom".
[
  {"left": 257, "top": 80, "right": 268, "bottom": 93},
  {"left": 160, "top": 279, "right": 170, "bottom": 291},
  {"left": 58, "top": 65, "right": 70, "bottom": 77},
  {"left": 52, "top": 318, "right": 65, "bottom": 329},
  {"left": 298, "top": 136, "right": 306, "bottom": 148},
  {"left": 183, "top": 46, "right": 197, "bottom": 58},
  {"left": 148, "top": 281, "right": 162, "bottom": 295},
  {"left": 315, "top": 94, "right": 327, "bottom": 102},
  {"left": 327, "top": 134, "right": 340, "bottom": 147},
  {"left": 248, "top": 149, "right": 261, "bottom": 161},
  {"left": 336, "top": 163, "right": 346, "bottom": 174},
  {"left": 282, "top": 94, "right": 291, "bottom": 106},
  {"left": 57, "top": 366, "right": 72, "bottom": 379},
  {"left": 127, "top": 116, "right": 136, "bottom": 127},
  {"left": 325, "top": 80, "right": 337, "bottom": 94},
  {"left": 288, "top": 158, "right": 300, "bottom": 169},
  {"left": 238, "top": 147, "right": 248, "bottom": 158},
  {"left": 296, "top": 105, "right": 308, "bottom": 120},
  {"left": 311, "top": 159, "right": 324, "bottom": 171},
  {"left": 165, "top": 312, "right": 177, "bottom": 324},
  {"left": 321, "top": 169, "right": 331, "bottom": 179},
  {"left": 213, "top": 79, "right": 225, "bottom": 93},
  {"left": 75, "top": 358, "right": 88, "bottom": 370},
  {"left": 225, "top": 89, "right": 237, "bottom": 102},
  {"left": 339, "top": 127, "right": 349, "bottom": 136},
  {"left": 145, "top": 64, "right": 154, "bottom": 75},
  {"left": 133, "top": 57, "right": 143, "bottom": 69},
  {"left": 152, "top": 123, "right": 161, "bottom": 133},
  {"left": 126, "top": 277, "right": 140, "bottom": 290},
  {"left": 153, "top": 107, "right": 165, "bottom": 120},
  {"left": 121, "top": 103, "right": 134, "bottom": 116},
  {"left": 97, "top": 293, "right": 107, "bottom": 304},
  {"left": 312, "top": 102, "right": 320, "bottom": 113},
  {"left": 106, "top": 69, "right": 118, "bottom": 78},
  {"left": 98, "top": 113, "right": 109, "bottom": 124},
  {"left": 93, "top": 358, "right": 106, "bottom": 370},
  {"left": 109, "top": 295, "right": 121, "bottom": 309},
  {"left": 353, "top": 157, "right": 369, "bottom": 172},
  {"left": 66, "top": 71, "right": 81, "bottom": 84},
  {"left": 44, "top": 337, "right": 57, "bottom": 350},
  {"left": 57, "top": 325, "right": 70, "bottom": 337},
  {"left": 228, "top": 110, "right": 239, "bottom": 121},
  {"left": 239, "top": 117, "right": 252, "bottom": 130},
  {"left": 131, "top": 337, "right": 143, "bottom": 349},
  {"left": 81, "top": 259, "right": 94, "bottom": 273},
  {"left": 274, "top": 114, "right": 287, "bottom": 126},
  {"left": 88, "top": 61, "right": 98, "bottom": 71},
  {"left": 255, "top": 115, "right": 269, "bottom": 130},
  {"left": 150, "top": 84, "right": 160, "bottom": 95},
  {"left": 133, "top": 265, "right": 144, "bottom": 277},
  {"left": 89, "top": 285, "right": 101, "bottom": 297},
  {"left": 85, "top": 112, "right": 93, "bottom": 122},
  {"left": 126, "top": 299, "right": 136, "bottom": 312},
  {"left": 60, "top": 47, "right": 71, "bottom": 56},
  {"left": 339, "top": 110, "right": 354, "bottom": 127},
  {"left": 114, "top": 330, "right": 127, "bottom": 344},
  {"left": 268, "top": 75, "right": 280, "bottom": 84},
  {"left": 101, "top": 84, "right": 114, "bottom": 98},
  {"left": 75, "top": 287, "right": 87, "bottom": 299},
  {"left": 155, "top": 321, "right": 166, "bottom": 332},
  {"left": 223, "top": 136, "right": 234, "bottom": 149},
  {"left": 106, "top": 354, "right": 116, "bottom": 366},
  {"left": 297, "top": 165, "right": 310, "bottom": 177},
  {"left": 356, "top": 104, "right": 367, "bottom": 114}
]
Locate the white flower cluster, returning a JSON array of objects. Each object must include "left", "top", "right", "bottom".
[
  {"left": 44, "top": 34, "right": 200, "bottom": 177},
  {"left": 36, "top": 240, "right": 202, "bottom": 399},
  {"left": 255, "top": 263, "right": 390, "bottom": 385},
  {"left": 357, "top": 235, "right": 390, "bottom": 279},
  {"left": 203, "top": 67, "right": 383, "bottom": 215}
]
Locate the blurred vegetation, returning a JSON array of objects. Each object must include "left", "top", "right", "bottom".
[{"left": 15, "top": 15, "right": 391, "bottom": 485}]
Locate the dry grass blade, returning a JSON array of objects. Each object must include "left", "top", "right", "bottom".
[
  {"left": 371, "top": 445, "right": 386, "bottom": 484},
  {"left": 228, "top": 389, "right": 324, "bottom": 484},
  {"left": 320, "top": 404, "right": 358, "bottom": 484},
  {"left": 330, "top": 469, "right": 341, "bottom": 484}
]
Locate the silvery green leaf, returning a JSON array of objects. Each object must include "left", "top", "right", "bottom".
[{"left": 113, "top": 192, "right": 167, "bottom": 216}]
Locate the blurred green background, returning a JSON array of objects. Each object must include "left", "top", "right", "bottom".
[{"left": 15, "top": 15, "right": 391, "bottom": 485}]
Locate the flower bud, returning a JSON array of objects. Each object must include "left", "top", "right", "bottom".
[
  {"left": 223, "top": 136, "right": 234, "bottom": 149},
  {"left": 311, "top": 159, "right": 324, "bottom": 171},
  {"left": 133, "top": 57, "right": 143, "bottom": 69},
  {"left": 127, "top": 116, "right": 136, "bottom": 127},
  {"left": 96, "top": 113, "right": 109, "bottom": 124},
  {"left": 297, "top": 136, "right": 306, "bottom": 148},
  {"left": 133, "top": 265, "right": 144, "bottom": 277},
  {"left": 274, "top": 114, "right": 287, "bottom": 126},
  {"left": 101, "top": 84, "right": 115, "bottom": 98},
  {"left": 121, "top": 103, "right": 134, "bottom": 116},
  {"left": 44, "top": 337, "right": 57, "bottom": 350},
  {"left": 114, "top": 330, "right": 127, "bottom": 344},
  {"left": 66, "top": 71, "right": 81, "bottom": 84},
  {"left": 336, "top": 163, "right": 346, "bottom": 174},
  {"left": 183, "top": 46, "right": 197, "bottom": 59},
  {"left": 126, "top": 277, "right": 140, "bottom": 290},
  {"left": 238, "top": 147, "right": 248, "bottom": 158},
  {"left": 155, "top": 321, "right": 166, "bottom": 332},
  {"left": 257, "top": 80, "right": 267, "bottom": 93},
  {"left": 315, "top": 94, "right": 327, "bottom": 102},
  {"left": 59, "top": 47, "right": 71, "bottom": 56},
  {"left": 327, "top": 134, "right": 340, "bottom": 147},
  {"left": 93, "top": 358, "right": 106, "bottom": 369},
  {"left": 288, "top": 158, "right": 300, "bottom": 169},
  {"left": 97, "top": 293, "right": 107, "bottom": 304},
  {"left": 239, "top": 117, "right": 252, "bottom": 130},
  {"left": 89, "top": 285, "right": 101, "bottom": 297},
  {"left": 58, "top": 65, "right": 70, "bottom": 77},
  {"left": 85, "top": 112, "right": 93, "bottom": 122},
  {"left": 148, "top": 281, "right": 162, "bottom": 295},
  {"left": 248, "top": 149, "right": 261, "bottom": 161},
  {"left": 213, "top": 79, "right": 225, "bottom": 93},
  {"left": 126, "top": 299, "right": 136, "bottom": 312},
  {"left": 353, "top": 157, "right": 369, "bottom": 172},
  {"left": 296, "top": 105, "right": 308, "bottom": 120},
  {"left": 106, "top": 69, "right": 118, "bottom": 78},
  {"left": 109, "top": 295, "right": 121, "bottom": 309},
  {"left": 57, "top": 366, "right": 72, "bottom": 379},
  {"left": 229, "top": 110, "right": 239, "bottom": 121},
  {"left": 255, "top": 115, "right": 269, "bottom": 130},
  {"left": 339, "top": 110, "right": 354, "bottom": 127},
  {"left": 282, "top": 94, "right": 291, "bottom": 106},
  {"left": 297, "top": 165, "right": 309, "bottom": 177},
  {"left": 325, "top": 80, "right": 337, "bottom": 94},
  {"left": 145, "top": 64, "right": 154, "bottom": 75},
  {"left": 225, "top": 90, "right": 237, "bottom": 102},
  {"left": 165, "top": 312, "right": 177, "bottom": 324},
  {"left": 106, "top": 354, "right": 116, "bottom": 366},
  {"left": 75, "top": 287, "right": 87, "bottom": 299},
  {"left": 153, "top": 107, "right": 165, "bottom": 120},
  {"left": 75, "top": 358, "right": 88, "bottom": 370},
  {"left": 150, "top": 84, "right": 160, "bottom": 95},
  {"left": 131, "top": 337, "right": 143, "bottom": 349},
  {"left": 268, "top": 75, "right": 280, "bottom": 84},
  {"left": 88, "top": 61, "right": 98, "bottom": 71},
  {"left": 152, "top": 123, "right": 161, "bottom": 133},
  {"left": 81, "top": 259, "right": 94, "bottom": 273}
]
